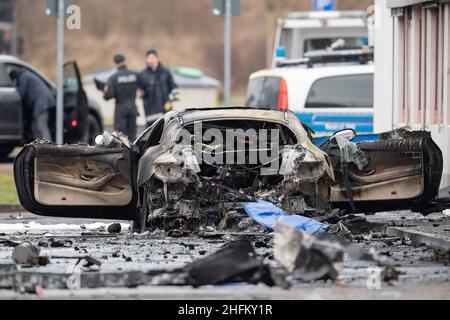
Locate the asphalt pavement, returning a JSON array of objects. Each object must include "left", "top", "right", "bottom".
[{"left": 0, "top": 210, "right": 449, "bottom": 299}]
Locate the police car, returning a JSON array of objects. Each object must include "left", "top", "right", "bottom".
[{"left": 246, "top": 49, "right": 374, "bottom": 138}]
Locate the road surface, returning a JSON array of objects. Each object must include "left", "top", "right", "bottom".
[{"left": 0, "top": 210, "right": 449, "bottom": 299}]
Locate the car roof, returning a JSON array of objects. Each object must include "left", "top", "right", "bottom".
[
  {"left": 138, "top": 107, "right": 303, "bottom": 143},
  {"left": 173, "top": 107, "right": 296, "bottom": 124},
  {"left": 0, "top": 55, "right": 21, "bottom": 63},
  {"left": 0, "top": 55, "right": 55, "bottom": 87}
]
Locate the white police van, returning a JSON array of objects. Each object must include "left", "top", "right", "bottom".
[
  {"left": 271, "top": 10, "right": 369, "bottom": 67},
  {"left": 246, "top": 50, "right": 374, "bottom": 138}
]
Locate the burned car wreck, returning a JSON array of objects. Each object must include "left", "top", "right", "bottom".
[{"left": 14, "top": 108, "right": 443, "bottom": 234}]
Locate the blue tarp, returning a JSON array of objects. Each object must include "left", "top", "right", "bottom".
[{"left": 243, "top": 200, "right": 328, "bottom": 234}]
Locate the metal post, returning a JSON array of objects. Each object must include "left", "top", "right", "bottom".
[
  {"left": 11, "top": 1, "right": 18, "bottom": 55},
  {"left": 55, "top": 0, "right": 65, "bottom": 144},
  {"left": 223, "top": 0, "right": 232, "bottom": 106}
]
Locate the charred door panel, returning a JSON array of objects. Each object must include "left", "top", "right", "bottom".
[
  {"left": 34, "top": 157, "right": 132, "bottom": 206},
  {"left": 327, "top": 131, "right": 443, "bottom": 212},
  {"left": 14, "top": 143, "right": 137, "bottom": 220}
]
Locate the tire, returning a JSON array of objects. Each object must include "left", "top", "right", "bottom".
[{"left": 84, "top": 113, "right": 102, "bottom": 144}]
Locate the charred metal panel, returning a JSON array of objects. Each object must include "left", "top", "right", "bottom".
[{"left": 14, "top": 143, "right": 138, "bottom": 220}]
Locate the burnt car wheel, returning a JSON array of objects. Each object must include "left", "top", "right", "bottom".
[{"left": 131, "top": 208, "right": 147, "bottom": 234}]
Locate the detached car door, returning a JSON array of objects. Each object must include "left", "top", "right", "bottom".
[
  {"left": 63, "top": 61, "right": 89, "bottom": 143},
  {"left": 323, "top": 130, "right": 443, "bottom": 212},
  {"left": 14, "top": 142, "right": 137, "bottom": 220},
  {"left": 0, "top": 63, "right": 23, "bottom": 148}
]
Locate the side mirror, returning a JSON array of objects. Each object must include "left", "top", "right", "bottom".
[{"left": 331, "top": 129, "right": 356, "bottom": 141}]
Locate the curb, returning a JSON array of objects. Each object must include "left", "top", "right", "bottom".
[
  {"left": 386, "top": 226, "right": 450, "bottom": 252},
  {"left": 0, "top": 205, "right": 25, "bottom": 214}
]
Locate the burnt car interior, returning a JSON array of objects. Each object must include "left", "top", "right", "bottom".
[
  {"left": 139, "top": 117, "right": 331, "bottom": 233},
  {"left": 184, "top": 119, "right": 297, "bottom": 188}
]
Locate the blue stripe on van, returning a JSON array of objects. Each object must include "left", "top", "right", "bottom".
[
  {"left": 313, "top": 114, "right": 373, "bottom": 123},
  {"left": 295, "top": 111, "right": 374, "bottom": 136}
]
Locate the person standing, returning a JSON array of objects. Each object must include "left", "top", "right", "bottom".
[
  {"left": 138, "top": 49, "right": 178, "bottom": 127},
  {"left": 104, "top": 54, "right": 139, "bottom": 141},
  {"left": 9, "top": 68, "right": 55, "bottom": 140}
]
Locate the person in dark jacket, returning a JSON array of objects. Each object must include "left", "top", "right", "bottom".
[
  {"left": 138, "top": 49, "right": 178, "bottom": 127},
  {"left": 9, "top": 68, "right": 55, "bottom": 140},
  {"left": 104, "top": 54, "right": 139, "bottom": 141}
]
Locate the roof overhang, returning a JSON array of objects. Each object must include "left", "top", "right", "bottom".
[{"left": 387, "top": 0, "right": 449, "bottom": 9}]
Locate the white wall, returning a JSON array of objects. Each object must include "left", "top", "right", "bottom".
[
  {"left": 374, "top": 0, "right": 450, "bottom": 190},
  {"left": 373, "top": 0, "right": 394, "bottom": 133}
]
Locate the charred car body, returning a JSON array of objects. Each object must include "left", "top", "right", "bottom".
[{"left": 14, "top": 108, "right": 443, "bottom": 233}]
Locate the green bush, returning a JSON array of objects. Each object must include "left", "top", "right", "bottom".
[{"left": 0, "top": 174, "right": 20, "bottom": 205}]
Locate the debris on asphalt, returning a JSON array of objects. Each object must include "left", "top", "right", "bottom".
[
  {"left": 185, "top": 240, "right": 275, "bottom": 287},
  {"left": 18, "top": 285, "right": 44, "bottom": 296},
  {"left": 386, "top": 226, "right": 450, "bottom": 252},
  {"left": 381, "top": 266, "right": 402, "bottom": 283},
  {"left": 338, "top": 215, "right": 385, "bottom": 235},
  {"left": 274, "top": 224, "right": 342, "bottom": 280},
  {"left": 312, "top": 209, "right": 343, "bottom": 224},
  {"left": 12, "top": 242, "right": 49, "bottom": 266},
  {"left": 51, "top": 255, "right": 102, "bottom": 269},
  {"left": 433, "top": 250, "right": 450, "bottom": 263},
  {"left": 107, "top": 223, "right": 122, "bottom": 234},
  {"left": 1, "top": 210, "right": 449, "bottom": 294},
  {"left": 328, "top": 221, "right": 352, "bottom": 239},
  {"left": 50, "top": 239, "right": 73, "bottom": 248},
  {"left": 274, "top": 223, "right": 376, "bottom": 281},
  {"left": 37, "top": 240, "right": 49, "bottom": 248},
  {"left": 0, "top": 237, "right": 20, "bottom": 248},
  {"left": 80, "top": 232, "right": 119, "bottom": 238},
  {"left": 78, "top": 256, "right": 102, "bottom": 269},
  {"left": 123, "top": 255, "right": 133, "bottom": 262},
  {"left": 96, "top": 226, "right": 107, "bottom": 233},
  {"left": 326, "top": 214, "right": 386, "bottom": 239}
]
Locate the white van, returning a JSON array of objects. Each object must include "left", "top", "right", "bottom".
[
  {"left": 272, "top": 10, "right": 369, "bottom": 67},
  {"left": 246, "top": 52, "right": 374, "bottom": 137}
]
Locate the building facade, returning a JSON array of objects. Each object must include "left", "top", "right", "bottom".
[{"left": 374, "top": 0, "right": 450, "bottom": 189}]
